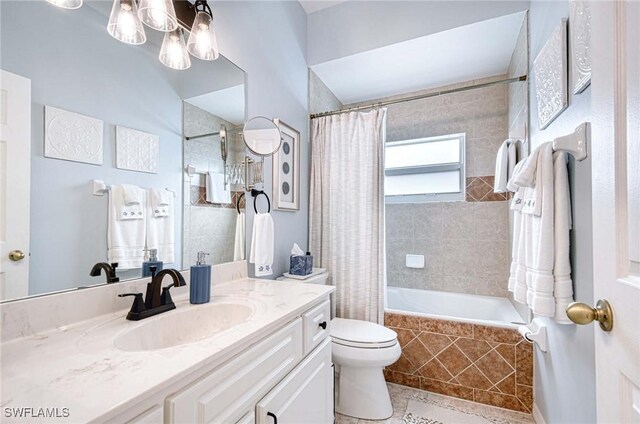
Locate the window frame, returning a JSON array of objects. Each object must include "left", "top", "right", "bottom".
[{"left": 384, "top": 133, "right": 466, "bottom": 203}]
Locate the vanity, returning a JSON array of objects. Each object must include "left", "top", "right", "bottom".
[{"left": 1, "top": 263, "right": 334, "bottom": 424}]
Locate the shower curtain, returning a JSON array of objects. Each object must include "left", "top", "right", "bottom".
[{"left": 309, "top": 109, "right": 387, "bottom": 324}]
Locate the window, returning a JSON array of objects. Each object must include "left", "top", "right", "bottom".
[{"left": 385, "top": 133, "right": 465, "bottom": 202}]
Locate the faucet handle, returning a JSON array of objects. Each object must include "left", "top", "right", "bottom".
[
  {"left": 161, "top": 284, "right": 176, "bottom": 306},
  {"left": 110, "top": 262, "right": 120, "bottom": 283},
  {"left": 118, "top": 293, "right": 145, "bottom": 314}
]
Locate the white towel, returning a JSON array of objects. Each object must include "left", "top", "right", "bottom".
[
  {"left": 206, "top": 172, "right": 231, "bottom": 204},
  {"left": 507, "top": 142, "right": 574, "bottom": 323},
  {"left": 108, "top": 185, "right": 146, "bottom": 269},
  {"left": 149, "top": 188, "right": 172, "bottom": 218},
  {"left": 234, "top": 212, "right": 246, "bottom": 261},
  {"left": 250, "top": 213, "right": 274, "bottom": 276},
  {"left": 146, "top": 188, "right": 175, "bottom": 264},
  {"left": 494, "top": 139, "right": 520, "bottom": 193}
]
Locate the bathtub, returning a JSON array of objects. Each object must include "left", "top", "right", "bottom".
[{"left": 386, "top": 286, "right": 524, "bottom": 328}]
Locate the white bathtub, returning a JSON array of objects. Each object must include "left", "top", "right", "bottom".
[{"left": 386, "top": 286, "right": 524, "bottom": 329}]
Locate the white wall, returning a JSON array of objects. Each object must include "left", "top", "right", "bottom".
[
  {"left": 528, "top": 1, "right": 596, "bottom": 422},
  {"left": 307, "top": 0, "right": 529, "bottom": 66},
  {"left": 211, "top": 1, "right": 310, "bottom": 278}
]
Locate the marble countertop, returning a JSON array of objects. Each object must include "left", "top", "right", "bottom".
[{"left": 1, "top": 279, "right": 334, "bottom": 423}]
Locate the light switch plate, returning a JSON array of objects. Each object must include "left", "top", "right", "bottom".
[{"left": 406, "top": 254, "right": 425, "bottom": 269}]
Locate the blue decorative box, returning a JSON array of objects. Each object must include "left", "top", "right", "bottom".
[{"left": 289, "top": 254, "right": 313, "bottom": 276}]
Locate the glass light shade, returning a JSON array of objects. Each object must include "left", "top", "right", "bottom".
[
  {"left": 138, "top": 0, "right": 178, "bottom": 32},
  {"left": 108, "top": 0, "right": 147, "bottom": 45},
  {"left": 159, "top": 29, "right": 191, "bottom": 70},
  {"left": 46, "top": 0, "right": 83, "bottom": 9},
  {"left": 186, "top": 11, "right": 219, "bottom": 61}
]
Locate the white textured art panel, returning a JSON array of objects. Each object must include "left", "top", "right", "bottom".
[
  {"left": 116, "top": 126, "right": 159, "bottom": 174},
  {"left": 534, "top": 19, "right": 568, "bottom": 130},
  {"left": 44, "top": 106, "right": 103, "bottom": 165},
  {"left": 569, "top": 0, "right": 592, "bottom": 94}
]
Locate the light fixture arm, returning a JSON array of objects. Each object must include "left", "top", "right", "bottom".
[{"left": 194, "top": 0, "right": 212, "bottom": 17}]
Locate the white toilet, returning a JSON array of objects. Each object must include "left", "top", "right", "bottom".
[{"left": 279, "top": 270, "right": 401, "bottom": 420}]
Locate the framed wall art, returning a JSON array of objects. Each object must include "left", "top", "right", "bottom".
[
  {"left": 272, "top": 120, "right": 300, "bottom": 211},
  {"left": 534, "top": 19, "right": 568, "bottom": 130},
  {"left": 569, "top": 0, "right": 591, "bottom": 94}
]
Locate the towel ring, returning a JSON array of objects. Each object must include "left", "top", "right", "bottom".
[
  {"left": 236, "top": 192, "right": 245, "bottom": 214},
  {"left": 251, "top": 189, "right": 271, "bottom": 214}
]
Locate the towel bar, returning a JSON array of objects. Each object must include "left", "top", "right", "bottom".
[{"left": 91, "top": 180, "right": 175, "bottom": 197}]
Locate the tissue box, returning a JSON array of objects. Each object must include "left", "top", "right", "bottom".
[{"left": 289, "top": 255, "right": 313, "bottom": 276}]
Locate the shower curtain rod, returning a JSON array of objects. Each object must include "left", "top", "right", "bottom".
[
  {"left": 309, "top": 75, "right": 527, "bottom": 119},
  {"left": 185, "top": 131, "right": 221, "bottom": 141}
]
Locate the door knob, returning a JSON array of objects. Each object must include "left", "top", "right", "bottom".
[
  {"left": 8, "top": 250, "right": 25, "bottom": 262},
  {"left": 566, "top": 299, "right": 613, "bottom": 331}
]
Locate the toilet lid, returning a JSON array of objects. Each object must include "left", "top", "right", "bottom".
[{"left": 330, "top": 318, "right": 397, "bottom": 347}]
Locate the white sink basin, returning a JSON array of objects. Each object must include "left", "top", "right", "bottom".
[{"left": 115, "top": 302, "right": 255, "bottom": 351}]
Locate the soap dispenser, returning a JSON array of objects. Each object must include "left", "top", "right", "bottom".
[
  {"left": 190, "top": 251, "right": 211, "bottom": 304},
  {"left": 142, "top": 249, "right": 163, "bottom": 277}
]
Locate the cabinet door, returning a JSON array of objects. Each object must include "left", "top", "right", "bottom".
[
  {"left": 166, "top": 319, "right": 303, "bottom": 424},
  {"left": 256, "top": 339, "right": 333, "bottom": 424}
]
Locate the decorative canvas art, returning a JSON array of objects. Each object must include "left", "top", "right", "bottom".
[
  {"left": 534, "top": 19, "right": 568, "bottom": 130},
  {"left": 273, "top": 120, "right": 300, "bottom": 211},
  {"left": 569, "top": 0, "right": 592, "bottom": 94},
  {"left": 116, "top": 126, "right": 159, "bottom": 174},
  {"left": 44, "top": 106, "right": 103, "bottom": 165}
]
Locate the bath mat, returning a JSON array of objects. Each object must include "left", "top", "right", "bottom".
[{"left": 402, "top": 397, "right": 514, "bottom": 424}]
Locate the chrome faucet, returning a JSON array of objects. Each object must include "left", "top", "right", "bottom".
[
  {"left": 118, "top": 268, "right": 186, "bottom": 321},
  {"left": 90, "top": 262, "right": 119, "bottom": 283}
]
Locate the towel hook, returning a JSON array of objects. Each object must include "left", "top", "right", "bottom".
[
  {"left": 251, "top": 189, "right": 270, "bottom": 214},
  {"left": 236, "top": 192, "right": 245, "bottom": 214}
]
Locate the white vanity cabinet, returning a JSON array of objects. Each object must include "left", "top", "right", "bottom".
[
  {"left": 164, "top": 298, "right": 333, "bottom": 424},
  {"left": 256, "top": 338, "right": 333, "bottom": 424}
]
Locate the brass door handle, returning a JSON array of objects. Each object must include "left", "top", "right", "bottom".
[
  {"left": 8, "top": 250, "right": 26, "bottom": 262},
  {"left": 566, "top": 299, "right": 613, "bottom": 331}
]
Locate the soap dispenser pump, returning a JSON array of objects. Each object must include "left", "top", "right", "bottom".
[
  {"left": 190, "top": 251, "right": 211, "bottom": 304},
  {"left": 142, "top": 249, "right": 163, "bottom": 277}
]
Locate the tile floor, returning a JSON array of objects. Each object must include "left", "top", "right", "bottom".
[{"left": 335, "top": 383, "right": 535, "bottom": 424}]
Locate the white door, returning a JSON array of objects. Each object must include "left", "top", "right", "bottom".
[
  {"left": 256, "top": 339, "right": 333, "bottom": 424},
  {"left": 589, "top": 1, "right": 640, "bottom": 422},
  {"left": 0, "top": 70, "right": 31, "bottom": 301}
]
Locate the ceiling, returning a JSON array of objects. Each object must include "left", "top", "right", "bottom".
[
  {"left": 299, "top": 1, "right": 348, "bottom": 14},
  {"left": 185, "top": 85, "right": 246, "bottom": 125},
  {"left": 310, "top": 11, "right": 526, "bottom": 105}
]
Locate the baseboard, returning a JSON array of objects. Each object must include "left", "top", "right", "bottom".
[{"left": 533, "top": 403, "right": 547, "bottom": 424}]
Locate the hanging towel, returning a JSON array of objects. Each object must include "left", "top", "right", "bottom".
[
  {"left": 108, "top": 185, "right": 146, "bottom": 269},
  {"left": 234, "top": 212, "right": 246, "bottom": 261},
  {"left": 206, "top": 172, "right": 231, "bottom": 204},
  {"left": 146, "top": 188, "right": 175, "bottom": 264},
  {"left": 494, "top": 139, "right": 520, "bottom": 193},
  {"left": 250, "top": 213, "right": 274, "bottom": 276},
  {"left": 507, "top": 142, "right": 574, "bottom": 323},
  {"left": 149, "top": 188, "right": 172, "bottom": 217}
]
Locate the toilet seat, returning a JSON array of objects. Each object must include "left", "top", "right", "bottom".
[{"left": 330, "top": 318, "right": 397, "bottom": 348}]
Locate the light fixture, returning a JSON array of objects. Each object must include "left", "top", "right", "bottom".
[
  {"left": 46, "top": 0, "right": 83, "bottom": 9},
  {"left": 186, "top": 0, "right": 219, "bottom": 61},
  {"left": 159, "top": 28, "right": 191, "bottom": 70},
  {"left": 137, "top": 0, "right": 178, "bottom": 32},
  {"left": 108, "top": 0, "right": 147, "bottom": 45}
]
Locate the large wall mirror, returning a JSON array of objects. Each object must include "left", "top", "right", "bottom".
[{"left": 0, "top": 1, "right": 246, "bottom": 302}]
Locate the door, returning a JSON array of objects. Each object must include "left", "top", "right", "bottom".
[
  {"left": 0, "top": 70, "right": 31, "bottom": 300},
  {"left": 590, "top": 2, "right": 640, "bottom": 422},
  {"left": 256, "top": 338, "right": 333, "bottom": 424}
]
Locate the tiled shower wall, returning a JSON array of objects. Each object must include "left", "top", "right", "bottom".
[
  {"left": 379, "top": 77, "right": 510, "bottom": 297},
  {"left": 384, "top": 312, "right": 533, "bottom": 413},
  {"left": 182, "top": 102, "right": 245, "bottom": 267}
]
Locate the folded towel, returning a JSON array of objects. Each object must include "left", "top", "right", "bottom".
[
  {"left": 250, "top": 213, "right": 274, "bottom": 276},
  {"left": 206, "top": 172, "right": 231, "bottom": 204},
  {"left": 146, "top": 188, "right": 175, "bottom": 264},
  {"left": 507, "top": 142, "right": 574, "bottom": 323},
  {"left": 122, "top": 184, "right": 144, "bottom": 205},
  {"left": 234, "top": 212, "right": 246, "bottom": 261},
  {"left": 108, "top": 185, "right": 146, "bottom": 270},
  {"left": 495, "top": 139, "right": 520, "bottom": 193},
  {"left": 149, "top": 188, "right": 172, "bottom": 218}
]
